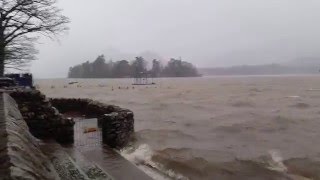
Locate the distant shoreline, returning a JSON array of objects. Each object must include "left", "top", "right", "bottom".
[
  {"left": 33, "top": 73, "right": 320, "bottom": 80},
  {"left": 199, "top": 63, "right": 320, "bottom": 76}
]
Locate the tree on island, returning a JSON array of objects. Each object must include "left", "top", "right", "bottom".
[
  {"left": 162, "top": 58, "right": 200, "bottom": 77},
  {"left": 113, "top": 60, "right": 131, "bottom": 78},
  {"left": 151, "top": 59, "right": 162, "bottom": 77},
  {"left": 0, "top": 0, "right": 69, "bottom": 76},
  {"left": 131, "top": 56, "right": 147, "bottom": 77},
  {"left": 68, "top": 55, "right": 201, "bottom": 78},
  {"left": 92, "top": 55, "right": 107, "bottom": 78}
]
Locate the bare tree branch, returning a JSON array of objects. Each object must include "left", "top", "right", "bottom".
[{"left": 0, "top": 0, "right": 69, "bottom": 75}]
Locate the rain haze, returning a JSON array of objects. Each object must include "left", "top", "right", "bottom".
[
  {"left": 5, "top": 0, "right": 320, "bottom": 179},
  {"left": 31, "top": 0, "right": 320, "bottom": 78}
]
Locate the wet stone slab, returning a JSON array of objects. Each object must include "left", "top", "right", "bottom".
[
  {"left": 39, "top": 118, "right": 151, "bottom": 180},
  {"left": 70, "top": 118, "right": 153, "bottom": 180},
  {"left": 40, "top": 141, "right": 114, "bottom": 180}
]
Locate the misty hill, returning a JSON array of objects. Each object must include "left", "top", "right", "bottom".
[
  {"left": 68, "top": 55, "right": 200, "bottom": 78},
  {"left": 200, "top": 58, "right": 320, "bottom": 76}
]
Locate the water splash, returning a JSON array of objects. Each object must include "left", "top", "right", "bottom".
[
  {"left": 121, "top": 144, "right": 189, "bottom": 180},
  {"left": 267, "top": 149, "right": 287, "bottom": 172}
]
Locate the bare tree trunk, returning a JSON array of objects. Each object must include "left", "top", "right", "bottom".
[
  {"left": 0, "top": 47, "right": 4, "bottom": 77},
  {"left": 0, "top": 18, "right": 4, "bottom": 77}
]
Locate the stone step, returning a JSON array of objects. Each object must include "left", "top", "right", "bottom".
[
  {"left": 40, "top": 141, "right": 114, "bottom": 180},
  {"left": 81, "top": 146, "right": 153, "bottom": 180},
  {"left": 64, "top": 147, "right": 114, "bottom": 180},
  {"left": 72, "top": 118, "right": 153, "bottom": 180}
]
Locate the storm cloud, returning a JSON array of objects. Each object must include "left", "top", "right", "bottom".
[{"left": 30, "top": 0, "right": 320, "bottom": 78}]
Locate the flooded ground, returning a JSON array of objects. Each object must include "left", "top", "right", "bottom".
[
  {"left": 37, "top": 75, "right": 320, "bottom": 180},
  {"left": 64, "top": 117, "right": 152, "bottom": 180}
]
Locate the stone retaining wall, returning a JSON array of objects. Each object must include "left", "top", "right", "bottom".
[
  {"left": 10, "top": 89, "right": 74, "bottom": 143},
  {"left": 50, "top": 98, "right": 135, "bottom": 149},
  {"left": 0, "top": 93, "right": 59, "bottom": 180}
]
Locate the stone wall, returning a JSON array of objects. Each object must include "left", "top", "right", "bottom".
[
  {"left": 101, "top": 112, "right": 134, "bottom": 148},
  {"left": 10, "top": 89, "right": 74, "bottom": 144},
  {"left": 7, "top": 89, "right": 134, "bottom": 148},
  {"left": 50, "top": 98, "right": 122, "bottom": 117},
  {"left": 0, "top": 93, "right": 59, "bottom": 180},
  {"left": 50, "top": 98, "right": 135, "bottom": 149}
]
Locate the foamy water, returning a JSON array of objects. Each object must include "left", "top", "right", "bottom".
[
  {"left": 37, "top": 76, "right": 320, "bottom": 179},
  {"left": 121, "top": 144, "right": 187, "bottom": 180}
]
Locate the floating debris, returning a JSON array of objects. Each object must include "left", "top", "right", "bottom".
[
  {"left": 68, "top": 81, "right": 78, "bottom": 85},
  {"left": 84, "top": 127, "right": 98, "bottom": 133}
]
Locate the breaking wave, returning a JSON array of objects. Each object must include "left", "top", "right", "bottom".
[
  {"left": 121, "top": 144, "right": 188, "bottom": 180},
  {"left": 121, "top": 144, "right": 317, "bottom": 180}
]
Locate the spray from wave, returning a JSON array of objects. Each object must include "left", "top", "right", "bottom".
[
  {"left": 121, "top": 145, "right": 318, "bottom": 180},
  {"left": 119, "top": 130, "right": 315, "bottom": 180},
  {"left": 121, "top": 144, "right": 189, "bottom": 180},
  {"left": 267, "top": 149, "right": 287, "bottom": 172}
]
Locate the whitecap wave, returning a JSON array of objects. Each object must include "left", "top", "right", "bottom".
[
  {"left": 121, "top": 144, "right": 189, "bottom": 180},
  {"left": 267, "top": 149, "right": 287, "bottom": 172}
]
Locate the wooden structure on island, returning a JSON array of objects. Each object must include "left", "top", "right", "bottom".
[{"left": 132, "top": 72, "right": 155, "bottom": 85}]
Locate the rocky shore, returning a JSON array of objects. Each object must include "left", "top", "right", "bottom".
[
  {"left": 0, "top": 93, "right": 60, "bottom": 179},
  {"left": 10, "top": 89, "right": 75, "bottom": 144},
  {"left": 8, "top": 89, "right": 135, "bottom": 148},
  {"left": 0, "top": 89, "right": 145, "bottom": 180}
]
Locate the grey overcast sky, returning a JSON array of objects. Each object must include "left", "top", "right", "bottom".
[{"left": 30, "top": 0, "right": 320, "bottom": 78}]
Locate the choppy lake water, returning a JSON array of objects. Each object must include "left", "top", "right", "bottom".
[{"left": 37, "top": 75, "right": 320, "bottom": 180}]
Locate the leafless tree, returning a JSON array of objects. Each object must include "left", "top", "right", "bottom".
[{"left": 0, "top": 0, "right": 69, "bottom": 76}]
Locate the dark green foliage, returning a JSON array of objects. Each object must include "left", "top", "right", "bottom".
[
  {"left": 68, "top": 55, "right": 200, "bottom": 78},
  {"left": 162, "top": 58, "right": 200, "bottom": 77},
  {"left": 131, "top": 57, "right": 147, "bottom": 77},
  {"left": 113, "top": 60, "right": 132, "bottom": 78},
  {"left": 151, "top": 59, "right": 162, "bottom": 77}
]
